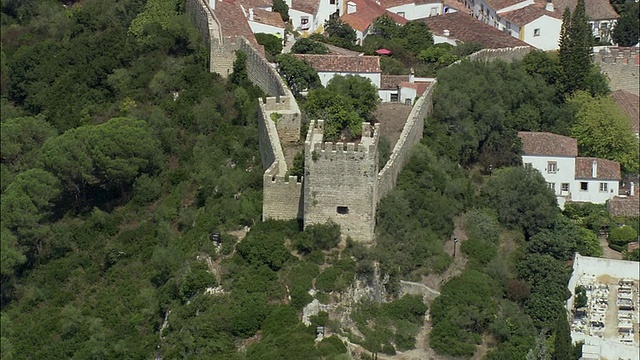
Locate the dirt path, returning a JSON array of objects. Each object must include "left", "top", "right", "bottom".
[
  {"left": 422, "top": 216, "right": 469, "bottom": 291},
  {"left": 600, "top": 236, "right": 623, "bottom": 260}
]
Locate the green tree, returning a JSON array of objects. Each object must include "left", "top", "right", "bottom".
[
  {"left": 272, "top": 0, "right": 289, "bottom": 22},
  {"left": 399, "top": 21, "right": 434, "bottom": 56},
  {"left": 255, "top": 33, "right": 283, "bottom": 62},
  {"left": 1, "top": 169, "right": 60, "bottom": 235},
  {"left": 303, "top": 87, "right": 362, "bottom": 141},
  {"left": 0, "top": 226, "right": 26, "bottom": 277},
  {"left": 482, "top": 167, "right": 559, "bottom": 237},
  {"left": 558, "top": 0, "right": 595, "bottom": 94},
  {"left": 608, "top": 225, "right": 638, "bottom": 247},
  {"left": 624, "top": 248, "right": 640, "bottom": 261},
  {"left": 275, "top": 53, "right": 321, "bottom": 95},
  {"left": 230, "top": 50, "right": 250, "bottom": 88},
  {"left": 372, "top": 14, "right": 401, "bottom": 39},
  {"left": 41, "top": 117, "right": 161, "bottom": 204},
  {"left": 612, "top": 2, "right": 639, "bottom": 47},
  {"left": 553, "top": 313, "right": 572, "bottom": 360},
  {"left": 324, "top": 17, "right": 357, "bottom": 45},
  {"left": 290, "top": 38, "right": 329, "bottom": 54},
  {"left": 574, "top": 286, "right": 588, "bottom": 308},
  {"left": 569, "top": 91, "right": 640, "bottom": 173},
  {"left": 326, "top": 75, "right": 380, "bottom": 120}
]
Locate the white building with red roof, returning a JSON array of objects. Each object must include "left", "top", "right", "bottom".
[
  {"left": 295, "top": 53, "right": 382, "bottom": 86},
  {"left": 340, "top": 0, "right": 407, "bottom": 44},
  {"left": 379, "top": 0, "right": 449, "bottom": 20},
  {"left": 246, "top": 8, "right": 286, "bottom": 38},
  {"left": 464, "top": 0, "right": 618, "bottom": 49},
  {"left": 518, "top": 131, "right": 621, "bottom": 208}
]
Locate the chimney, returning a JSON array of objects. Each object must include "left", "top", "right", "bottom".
[
  {"left": 592, "top": 160, "right": 598, "bottom": 178},
  {"left": 209, "top": 0, "right": 215, "bottom": 10},
  {"left": 545, "top": 0, "right": 554, "bottom": 12},
  {"left": 631, "top": 182, "right": 635, "bottom": 196},
  {"left": 409, "top": 68, "right": 415, "bottom": 83},
  {"left": 249, "top": 8, "right": 254, "bottom": 21},
  {"left": 443, "top": 29, "right": 450, "bottom": 37},
  {"left": 347, "top": 1, "right": 356, "bottom": 14}
]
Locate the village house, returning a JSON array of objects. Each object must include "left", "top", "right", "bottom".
[
  {"left": 379, "top": 73, "right": 434, "bottom": 104},
  {"left": 247, "top": 7, "right": 287, "bottom": 37},
  {"left": 463, "top": 0, "right": 618, "bottom": 49},
  {"left": 378, "top": 0, "right": 447, "bottom": 20},
  {"left": 419, "top": 11, "right": 530, "bottom": 48},
  {"left": 340, "top": 0, "right": 407, "bottom": 44},
  {"left": 295, "top": 54, "right": 433, "bottom": 102},
  {"left": 518, "top": 132, "right": 621, "bottom": 209},
  {"left": 295, "top": 53, "right": 382, "bottom": 87}
]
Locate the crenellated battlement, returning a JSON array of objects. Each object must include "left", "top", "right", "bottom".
[
  {"left": 595, "top": 47, "right": 640, "bottom": 65},
  {"left": 305, "top": 120, "right": 379, "bottom": 160},
  {"left": 187, "top": 0, "right": 434, "bottom": 242}
]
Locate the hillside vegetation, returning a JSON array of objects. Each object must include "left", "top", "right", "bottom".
[{"left": 1, "top": 1, "right": 637, "bottom": 360}]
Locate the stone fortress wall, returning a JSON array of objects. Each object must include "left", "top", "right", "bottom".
[
  {"left": 467, "top": 46, "right": 532, "bottom": 62},
  {"left": 304, "top": 121, "right": 380, "bottom": 243},
  {"left": 594, "top": 47, "right": 640, "bottom": 95},
  {"left": 259, "top": 96, "right": 304, "bottom": 221},
  {"left": 377, "top": 82, "right": 435, "bottom": 202}
]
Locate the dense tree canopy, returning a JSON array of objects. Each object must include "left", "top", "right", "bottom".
[
  {"left": 275, "top": 53, "right": 321, "bottom": 95},
  {"left": 612, "top": 2, "right": 639, "bottom": 47},
  {"left": 569, "top": 91, "right": 640, "bottom": 173},
  {"left": 303, "top": 75, "right": 379, "bottom": 141}
]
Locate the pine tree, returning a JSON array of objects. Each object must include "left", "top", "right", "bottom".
[
  {"left": 558, "top": 7, "right": 571, "bottom": 68},
  {"left": 558, "top": 0, "right": 594, "bottom": 95},
  {"left": 553, "top": 312, "right": 572, "bottom": 360}
]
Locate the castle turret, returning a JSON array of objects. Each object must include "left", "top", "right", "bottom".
[{"left": 303, "top": 120, "right": 379, "bottom": 243}]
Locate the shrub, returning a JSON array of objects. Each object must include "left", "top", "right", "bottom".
[
  {"left": 255, "top": 33, "right": 283, "bottom": 62},
  {"left": 608, "top": 225, "right": 637, "bottom": 247}
]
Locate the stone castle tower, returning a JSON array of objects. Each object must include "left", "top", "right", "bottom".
[
  {"left": 187, "top": 0, "right": 435, "bottom": 243},
  {"left": 257, "top": 94, "right": 380, "bottom": 243},
  {"left": 304, "top": 120, "right": 379, "bottom": 242}
]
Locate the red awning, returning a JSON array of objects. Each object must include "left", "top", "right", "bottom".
[{"left": 375, "top": 48, "right": 392, "bottom": 55}]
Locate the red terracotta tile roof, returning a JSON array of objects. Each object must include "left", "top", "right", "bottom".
[
  {"left": 295, "top": 54, "right": 381, "bottom": 72},
  {"left": 214, "top": 0, "right": 264, "bottom": 54},
  {"left": 236, "top": 0, "right": 273, "bottom": 9},
  {"left": 379, "top": 0, "right": 434, "bottom": 8},
  {"left": 400, "top": 81, "right": 432, "bottom": 95},
  {"left": 518, "top": 131, "right": 578, "bottom": 157},
  {"left": 252, "top": 8, "right": 286, "bottom": 28},
  {"left": 574, "top": 157, "right": 621, "bottom": 180},
  {"left": 442, "top": 0, "right": 472, "bottom": 14},
  {"left": 500, "top": 3, "right": 562, "bottom": 24},
  {"left": 292, "top": 0, "right": 320, "bottom": 14},
  {"left": 609, "top": 196, "right": 640, "bottom": 217},
  {"left": 608, "top": 176, "right": 639, "bottom": 217},
  {"left": 420, "top": 12, "right": 530, "bottom": 49},
  {"left": 485, "top": 0, "right": 529, "bottom": 10},
  {"left": 380, "top": 74, "right": 410, "bottom": 89},
  {"left": 341, "top": 0, "right": 408, "bottom": 32},
  {"left": 611, "top": 90, "right": 640, "bottom": 134},
  {"left": 553, "top": 0, "right": 618, "bottom": 20}
]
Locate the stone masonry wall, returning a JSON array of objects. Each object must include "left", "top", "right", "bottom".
[
  {"left": 377, "top": 82, "right": 435, "bottom": 202},
  {"left": 187, "top": 0, "right": 285, "bottom": 96},
  {"left": 259, "top": 96, "right": 303, "bottom": 220},
  {"left": 467, "top": 46, "right": 532, "bottom": 63},
  {"left": 262, "top": 96, "right": 301, "bottom": 143},
  {"left": 595, "top": 47, "right": 640, "bottom": 95},
  {"left": 304, "top": 121, "right": 379, "bottom": 243}
]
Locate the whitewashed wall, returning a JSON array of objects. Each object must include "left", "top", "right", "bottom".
[
  {"left": 388, "top": 2, "right": 442, "bottom": 20},
  {"left": 522, "top": 16, "right": 561, "bottom": 50},
  {"left": 249, "top": 21, "right": 286, "bottom": 38},
  {"left": 318, "top": 71, "right": 381, "bottom": 88}
]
